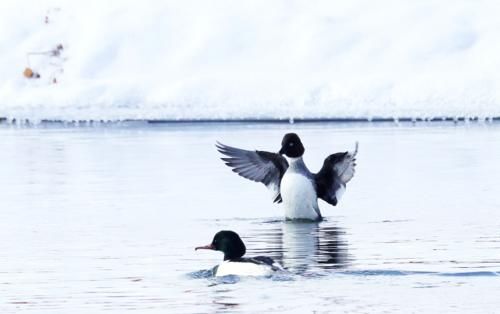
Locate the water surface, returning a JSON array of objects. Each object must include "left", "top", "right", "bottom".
[{"left": 1, "top": 122, "right": 499, "bottom": 313}]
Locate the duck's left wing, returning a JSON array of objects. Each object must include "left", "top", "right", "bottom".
[
  {"left": 315, "top": 142, "right": 358, "bottom": 206},
  {"left": 216, "top": 142, "right": 288, "bottom": 203},
  {"left": 250, "top": 256, "right": 284, "bottom": 271}
]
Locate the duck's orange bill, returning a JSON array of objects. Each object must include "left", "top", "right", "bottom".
[{"left": 195, "top": 244, "right": 215, "bottom": 251}]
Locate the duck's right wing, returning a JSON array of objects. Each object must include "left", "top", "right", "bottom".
[{"left": 216, "top": 142, "right": 288, "bottom": 203}]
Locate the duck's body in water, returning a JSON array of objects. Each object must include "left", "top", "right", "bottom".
[
  {"left": 216, "top": 133, "right": 358, "bottom": 221},
  {"left": 196, "top": 230, "right": 283, "bottom": 277},
  {"left": 280, "top": 157, "right": 321, "bottom": 220}
]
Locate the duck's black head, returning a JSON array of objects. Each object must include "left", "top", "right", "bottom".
[
  {"left": 195, "top": 230, "right": 246, "bottom": 261},
  {"left": 279, "top": 133, "right": 305, "bottom": 158}
]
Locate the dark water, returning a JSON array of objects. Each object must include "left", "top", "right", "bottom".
[{"left": 1, "top": 122, "right": 500, "bottom": 313}]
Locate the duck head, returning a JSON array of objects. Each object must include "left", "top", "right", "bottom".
[
  {"left": 196, "top": 230, "right": 246, "bottom": 260},
  {"left": 279, "top": 133, "right": 305, "bottom": 158}
]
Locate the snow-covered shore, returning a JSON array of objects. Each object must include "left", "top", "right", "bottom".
[{"left": 1, "top": 0, "right": 500, "bottom": 122}]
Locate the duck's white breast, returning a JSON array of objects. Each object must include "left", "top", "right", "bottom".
[
  {"left": 280, "top": 172, "right": 320, "bottom": 220},
  {"left": 215, "top": 261, "right": 274, "bottom": 277}
]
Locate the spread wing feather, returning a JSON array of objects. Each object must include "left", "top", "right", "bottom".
[
  {"left": 315, "top": 142, "right": 358, "bottom": 206},
  {"left": 216, "top": 142, "right": 288, "bottom": 203}
]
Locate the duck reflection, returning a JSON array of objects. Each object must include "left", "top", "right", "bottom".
[
  {"left": 245, "top": 220, "right": 349, "bottom": 274},
  {"left": 282, "top": 221, "right": 349, "bottom": 273}
]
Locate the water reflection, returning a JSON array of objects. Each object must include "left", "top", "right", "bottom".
[
  {"left": 211, "top": 290, "right": 240, "bottom": 313},
  {"left": 245, "top": 220, "right": 350, "bottom": 274}
]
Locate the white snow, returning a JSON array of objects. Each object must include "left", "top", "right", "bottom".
[{"left": 1, "top": 0, "right": 500, "bottom": 121}]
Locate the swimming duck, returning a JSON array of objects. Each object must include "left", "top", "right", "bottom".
[{"left": 196, "top": 230, "right": 283, "bottom": 277}]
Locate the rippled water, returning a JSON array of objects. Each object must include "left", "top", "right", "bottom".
[{"left": 1, "top": 122, "right": 499, "bottom": 313}]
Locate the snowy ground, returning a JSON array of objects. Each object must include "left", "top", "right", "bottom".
[{"left": 1, "top": 1, "right": 500, "bottom": 121}]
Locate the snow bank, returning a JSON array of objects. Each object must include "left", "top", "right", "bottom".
[{"left": 1, "top": 0, "right": 500, "bottom": 121}]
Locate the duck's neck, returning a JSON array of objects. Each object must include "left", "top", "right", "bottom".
[
  {"left": 224, "top": 253, "right": 243, "bottom": 261},
  {"left": 287, "top": 156, "right": 309, "bottom": 172},
  {"left": 223, "top": 248, "right": 245, "bottom": 261}
]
